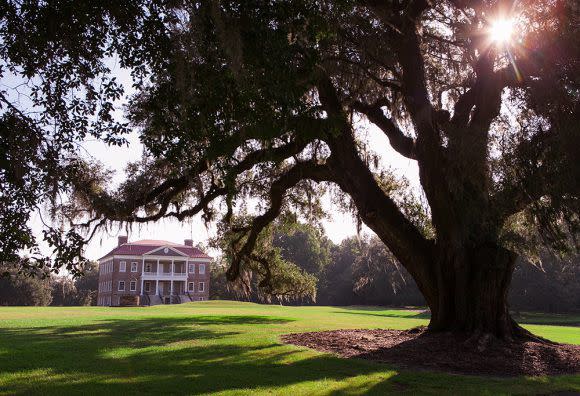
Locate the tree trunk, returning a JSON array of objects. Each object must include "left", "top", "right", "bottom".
[
  {"left": 319, "top": 96, "right": 528, "bottom": 343},
  {"left": 426, "top": 242, "right": 525, "bottom": 340}
]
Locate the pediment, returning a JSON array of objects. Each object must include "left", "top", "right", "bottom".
[{"left": 143, "top": 246, "right": 188, "bottom": 257}]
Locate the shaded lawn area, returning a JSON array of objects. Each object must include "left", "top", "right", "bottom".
[{"left": 0, "top": 301, "right": 578, "bottom": 395}]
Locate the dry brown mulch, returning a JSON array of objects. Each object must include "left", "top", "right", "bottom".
[{"left": 281, "top": 327, "right": 580, "bottom": 377}]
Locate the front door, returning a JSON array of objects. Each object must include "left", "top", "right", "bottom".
[{"left": 144, "top": 281, "right": 151, "bottom": 294}]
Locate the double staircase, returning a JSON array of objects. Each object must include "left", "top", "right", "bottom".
[
  {"left": 180, "top": 294, "right": 194, "bottom": 303},
  {"left": 141, "top": 293, "right": 193, "bottom": 306},
  {"left": 144, "top": 294, "right": 162, "bottom": 306}
]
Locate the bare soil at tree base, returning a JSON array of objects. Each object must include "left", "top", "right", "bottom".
[{"left": 282, "top": 327, "right": 580, "bottom": 377}]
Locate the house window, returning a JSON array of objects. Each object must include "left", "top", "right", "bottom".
[
  {"left": 145, "top": 263, "right": 152, "bottom": 273},
  {"left": 199, "top": 264, "right": 205, "bottom": 275},
  {"left": 188, "top": 263, "right": 195, "bottom": 273},
  {"left": 130, "top": 281, "right": 136, "bottom": 291},
  {"left": 131, "top": 262, "right": 138, "bottom": 272},
  {"left": 120, "top": 261, "right": 126, "bottom": 272},
  {"left": 188, "top": 282, "right": 194, "bottom": 292},
  {"left": 144, "top": 282, "right": 151, "bottom": 293},
  {"left": 198, "top": 282, "right": 205, "bottom": 292},
  {"left": 118, "top": 281, "right": 125, "bottom": 291}
]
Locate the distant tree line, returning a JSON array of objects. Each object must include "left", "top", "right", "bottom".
[
  {"left": 211, "top": 221, "right": 580, "bottom": 313},
  {"left": 0, "top": 261, "right": 99, "bottom": 306},
  {"left": 2, "top": 227, "right": 578, "bottom": 313}
]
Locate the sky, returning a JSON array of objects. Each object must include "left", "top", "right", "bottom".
[{"left": 21, "top": 62, "right": 421, "bottom": 262}]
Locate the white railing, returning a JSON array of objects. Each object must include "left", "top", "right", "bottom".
[
  {"left": 142, "top": 272, "right": 187, "bottom": 280},
  {"left": 144, "top": 270, "right": 185, "bottom": 275},
  {"left": 141, "top": 262, "right": 187, "bottom": 279}
]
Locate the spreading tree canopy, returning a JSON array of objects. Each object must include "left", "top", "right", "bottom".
[{"left": 1, "top": 0, "right": 578, "bottom": 338}]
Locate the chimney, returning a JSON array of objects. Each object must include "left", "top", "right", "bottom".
[
  {"left": 184, "top": 239, "right": 193, "bottom": 247},
  {"left": 118, "top": 236, "right": 128, "bottom": 246}
]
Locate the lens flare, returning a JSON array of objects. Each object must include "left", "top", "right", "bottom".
[{"left": 490, "top": 19, "right": 514, "bottom": 43}]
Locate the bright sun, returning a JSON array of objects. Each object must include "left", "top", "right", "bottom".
[{"left": 490, "top": 19, "right": 514, "bottom": 43}]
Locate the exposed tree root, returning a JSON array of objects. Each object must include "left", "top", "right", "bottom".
[
  {"left": 458, "top": 321, "right": 558, "bottom": 352},
  {"left": 510, "top": 320, "right": 559, "bottom": 345}
]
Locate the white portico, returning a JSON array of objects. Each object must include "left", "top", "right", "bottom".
[{"left": 140, "top": 246, "right": 190, "bottom": 297}]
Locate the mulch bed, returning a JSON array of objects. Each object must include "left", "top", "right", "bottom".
[{"left": 281, "top": 327, "right": 580, "bottom": 377}]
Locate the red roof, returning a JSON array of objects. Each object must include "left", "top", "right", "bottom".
[{"left": 99, "top": 239, "right": 210, "bottom": 260}]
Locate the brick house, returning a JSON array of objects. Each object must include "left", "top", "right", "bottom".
[{"left": 97, "top": 237, "right": 211, "bottom": 306}]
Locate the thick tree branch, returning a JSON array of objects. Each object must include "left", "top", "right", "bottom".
[
  {"left": 76, "top": 131, "right": 326, "bottom": 233},
  {"left": 226, "top": 160, "right": 334, "bottom": 280},
  {"left": 316, "top": 73, "right": 437, "bottom": 305},
  {"left": 112, "top": 114, "right": 333, "bottom": 215},
  {"left": 351, "top": 99, "right": 417, "bottom": 159},
  {"left": 451, "top": 60, "right": 525, "bottom": 130}
]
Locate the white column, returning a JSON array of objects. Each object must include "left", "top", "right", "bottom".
[
  {"left": 170, "top": 280, "right": 174, "bottom": 295},
  {"left": 171, "top": 259, "right": 174, "bottom": 275},
  {"left": 157, "top": 259, "right": 160, "bottom": 275},
  {"left": 140, "top": 279, "right": 144, "bottom": 295},
  {"left": 155, "top": 280, "right": 159, "bottom": 295},
  {"left": 142, "top": 258, "right": 145, "bottom": 275}
]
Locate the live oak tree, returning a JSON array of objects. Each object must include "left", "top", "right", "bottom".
[{"left": 1, "top": 1, "right": 578, "bottom": 340}]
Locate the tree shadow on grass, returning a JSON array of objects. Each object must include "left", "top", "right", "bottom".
[
  {"left": 332, "top": 307, "right": 431, "bottom": 320},
  {"left": 0, "top": 315, "right": 289, "bottom": 350},
  {"left": 0, "top": 314, "right": 577, "bottom": 395},
  {"left": 0, "top": 314, "right": 391, "bottom": 395},
  {"left": 333, "top": 307, "right": 580, "bottom": 327},
  {"left": 511, "top": 312, "right": 580, "bottom": 327}
]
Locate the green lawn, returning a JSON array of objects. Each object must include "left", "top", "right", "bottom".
[{"left": 0, "top": 301, "right": 578, "bottom": 395}]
